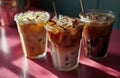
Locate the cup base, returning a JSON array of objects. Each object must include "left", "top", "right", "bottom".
[
  {"left": 26, "top": 51, "right": 47, "bottom": 59},
  {"left": 85, "top": 52, "right": 108, "bottom": 60},
  {"left": 53, "top": 63, "right": 78, "bottom": 72}
]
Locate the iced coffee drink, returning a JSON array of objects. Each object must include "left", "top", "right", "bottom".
[
  {"left": 14, "top": 11, "right": 50, "bottom": 59},
  {"left": 45, "top": 15, "right": 83, "bottom": 71},
  {"left": 79, "top": 10, "right": 115, "bottom": 58}
]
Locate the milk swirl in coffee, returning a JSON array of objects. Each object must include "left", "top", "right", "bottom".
[{"left": 45, "top": 15, "right": 83, "bottom": 71}]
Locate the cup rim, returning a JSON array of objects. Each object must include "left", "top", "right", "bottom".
[
  {"left": 14, "top": 10, "right": 50, "bottom": 23},
  {"left": 79, "top": 9, "right": 115, "bottom": 23},
  {"left": 84, "top": 9, "right": 116, "bottom": 17}
]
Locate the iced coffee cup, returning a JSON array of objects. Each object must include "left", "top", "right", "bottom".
[
  {"left": 14, "top": 11, "right": 50, "bottom": 59},
  {"left": 44, "top": 15, "right": 83, "bottom": 71},
  {"left": 79, "top": 9, "right": 115, "bottom": 59}
]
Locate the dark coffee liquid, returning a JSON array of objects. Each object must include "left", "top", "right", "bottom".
[
  {"left": 82, "top": 23, "right": 113, "bottom": 58},
  {"left": 80, "top": 10, "right": 115, "bottom": 58}
]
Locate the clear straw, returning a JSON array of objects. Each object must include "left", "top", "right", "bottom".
[
  {"left": 80, "top": 0, "right": 86, "bottom": 17},
  {"left": 52, "top": 1, "right": 58, "bottom": 18}
]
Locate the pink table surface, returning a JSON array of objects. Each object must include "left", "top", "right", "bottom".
[{"left": 0, "top": 26, "right": 120, "bottom": 78}]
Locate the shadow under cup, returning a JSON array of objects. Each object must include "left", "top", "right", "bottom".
[{"left": 80, "top": 10, "right": 115, "bottom": 59}]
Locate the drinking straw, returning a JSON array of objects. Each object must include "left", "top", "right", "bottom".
[
  {"left": 80, "top": 0, "right": 86, "bottom": 17},
  {"left": 52, "top": 1, "right": 58, "bottom": 18}
]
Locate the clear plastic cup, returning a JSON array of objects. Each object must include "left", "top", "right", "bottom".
[
  {"left": 45, "top": 15, "right": 83, "bottom": 71},
  {"left": 79, "top": 9, "right": 115, "bottom": 59},
  {"left": 14, "top": 11, "right": 50, "bottom": 59}
]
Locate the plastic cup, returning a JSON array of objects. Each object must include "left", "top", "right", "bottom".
[
  {"left": 14, "top": 11, "right": 50, "bottom": 59},
  {"left": 79, "top": 9, "right": 115, "bottom": 59},
  {"left": 45, "top": 15, "right": 83, "bottom": 71}
]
